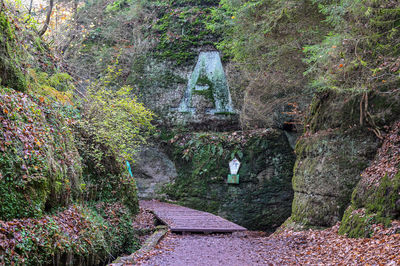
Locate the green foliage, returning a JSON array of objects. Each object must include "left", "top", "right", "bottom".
[
  {"left": 0, "top": 3, "right": 61, "bottom": 92},
  {"left": 304, "top": 0, "right": 400, "bottom": 92},
  {"left": 0, "top": 179, "right": 48, "bottom": 220},
  {"left": 150, "top": 1, "right": 220, "bottom": 64},
  {"left": 27, "top": 69, "right": 75, "bottom": 105},
  {"left": 0, "top": 204, "right": 139, "bottom": 265},
  {"left": 0, "top": 87, "right": 82, "bottom": 220},
  {"left": 0, "top": 12, "right": 27, "bottom": 91},
  {"left": 81, "top": 59, "right": 155, "bottom": 162},
  {"left": 91, "top": 202, "right": 140, "bottom": 254},
  {"left": 0, "top": 4, "right": 144, "bottom": 262},
  {"left": 68, "top": 0, "right": 220, "bottom": 81},
  {"left": 105, "top": 0, "right": 133, "bottom": 13},
  {"left": 205, "top": 0, "right": 325, "bottom": 128},
  {"left": 73, "top": 118, "right": 140, "bottom": 215},
  {"left": 65, "top": 0, "right": 157, "bottom": 87},
  {"left": 206, "top": 0, "right": 324, "bottom": 70}
]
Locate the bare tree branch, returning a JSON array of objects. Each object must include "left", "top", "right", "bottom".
[{"left": 39, "top": 0, "right": 54, "bottom": 36}]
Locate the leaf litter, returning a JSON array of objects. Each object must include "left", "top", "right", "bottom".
[{"left": 131, "top": 222, "right": 400, "bottom": 265}]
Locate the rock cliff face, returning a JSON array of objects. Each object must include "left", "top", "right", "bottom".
[
  {"left": 136, "top": 50, "right": 240, "bottom": 130},
  {"left": 133, "top": 146, "right": 178, "bottom": 199},
  {"left": 130, "top": 49, "right": 297, "bottom": 229},
  {"left": 292, "top": 133, "right": 378, "bottom": 226},
  {"left": 160, "top": 129, "right": 295, "bottom": 231},
  {"left": 289, "top": 90, "right": 400, "bottom": 228}
]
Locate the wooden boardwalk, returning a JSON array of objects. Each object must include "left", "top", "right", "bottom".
[{"left": 140, "top": 200, "right": 247, "bottom": 233}]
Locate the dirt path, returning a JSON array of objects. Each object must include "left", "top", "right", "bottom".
[
  {"left": 131, "top": 222, "right": 400, "bottom": 265},
  {"left": 134, "top": 231, "right": 292, "bottom": 265},
  {"left": 127, "top": 207, "right": 400, "bottom": 265}
]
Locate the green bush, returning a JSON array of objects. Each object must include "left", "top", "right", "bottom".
[{"left": 0, "top": 204, "right": 139, "bottom": 265}]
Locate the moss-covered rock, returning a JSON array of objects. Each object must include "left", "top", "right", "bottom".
[
  {"left": 151, "top": 1, "right": 219, "bottom": 65},
  {"left": 338, "top": 207, "right": 376, "bottom": 238},
  {"left": 161, "top": 128, "right": 295, "bottom": 231},
  {"left": 339, "top": 121, "right": 400, "bottom": 237},
  {"left": 290, "top": 89, "right": 400, "bottom": 228},
  {"left": 292, "top": 132, "right": 378, "bottom": 226}
]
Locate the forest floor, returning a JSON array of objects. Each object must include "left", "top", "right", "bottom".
[{"left": 130, "top": 218, "right": 400, "bottom": 265}]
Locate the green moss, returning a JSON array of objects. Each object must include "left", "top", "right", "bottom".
[
  {"left": 0, "top": 180, "right": 48, "bottom": 220},
  {"left": 0, "top": 13, "right": 27, "bottom": 91},
  {"left": 151, "top": 3, "right": 220, "bottom": 65},
  {"left": 338, "top": 207, "right": 375, "bottom": 238},
  {"left": 161, "top": 129, "right": 295, "bottom": 231},
  {"left": 365, "top": 173, "right": 400, "bottom": 222},
  {"left": 339, "top": 173, "right": 400, "bottom": 238},
  {"left": 48, "top": 72, "right": 74, "bottom": 92},
  {"left": 193, "top": 75, "right": 215, "bottom": 102},
  {"left": 0, "top": 88, "right": 83, "bottom": 220}
]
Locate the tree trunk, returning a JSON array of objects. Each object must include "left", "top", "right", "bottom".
[
  {"left": 24, "top": 0, "right": 34, "bottom": 23},
  {"left": 39, "top": 0, "right": 54, "bottom": 36},
  {"left": 28, "top": 0, "right": 33, "bottom": 15}
]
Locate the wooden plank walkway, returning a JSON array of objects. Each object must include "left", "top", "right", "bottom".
[{"left": 140, "top": 200, "right": 247, "bottom": 233}]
